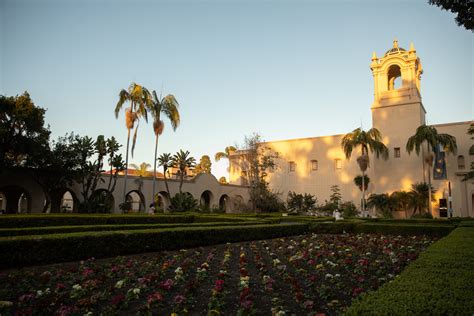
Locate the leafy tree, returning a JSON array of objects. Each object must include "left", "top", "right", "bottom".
[
  {"left": 287, "top": 191, "right": 317, "bottom": 214},
  {"left": 406, "top": 124, "right": 457, "bottom": 214},
  {"left": 194, "top": 155, "right": 212, "bottom": 174},
  {"left": 238, "top": 133, "right": 282, "bottom": 212},
  {"left": 114, "top": 82, "right": 153, "bottom": 204},
  {"left": 105, "top": 137, "right": 125, "bottom": 193},
  {"left": 172, "top": 150, "right": 196, "bottom": 194},
  {"left": 329, "top": 185, "right": 342, "bottom": 206},
  {"left": 354, "top": 175, "right": 370, "bottom": 192},
  {"left": 158, "top": 153, "right": 173, "bottom": 197},
  {"left": 408, "top": 182, "right": 437, "bottom": 215},
  {"left": 341, "top": 127, "right": 389, "bottom": 215},
  {"left": 219, "top": 176, "right": 228, "bottom": 184},
  {"left": 0, "top": 92, "right": 50, "bottom": 172},
  {"left": 428, "top": 0, "right": 473, "bottom": 30},
  {"left": 150, "top": 90, "right": 180, "bottom": 204}
]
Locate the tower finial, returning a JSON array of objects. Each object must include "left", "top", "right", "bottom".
[
  {"left": 372, "top": 51, "right": 377, "bottom": 60},
  {"left": 409, "top": 41, "right": 415, "bottom": 52},
  {"left": 393, "top": 38, "right": 399, "bottom": 48}
]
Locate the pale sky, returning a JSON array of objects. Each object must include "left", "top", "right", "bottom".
[{"left": 1, "top": 0, "right": 472, "bottom": 179}]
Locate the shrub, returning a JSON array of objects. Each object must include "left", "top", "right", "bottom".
[
  {"left": 0, "top": 223, "right": 310, "bottom": 268},
  {"left": 341, "top": 201, "right": 359, "bottom": 218},
  {"left": 411, "top": 212, "right": 434, "bottom": 219},
  {"left": 168, "top": 193, "right": 198, "bottom": 212},
  {"left": 286, "top": 191, "right": 317, "bottom": 214}
]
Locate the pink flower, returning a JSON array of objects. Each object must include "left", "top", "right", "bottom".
[
  {"left": 159, "top": 279, "right": 174, "bottom": 291},
  {"left": 214, "top": 279, "right": 225, "bottom": 292},
  {"left": 352, "top": 287, "right": 364, "bottom": 297},
  {"left": 147, "top": 292, "right": 163, "bottom": 305},
  {"left": 303, "top": 300, "right": 314, "bottom": 310},
  {"left": 174, "top": 294, "right": 185, "bottom": 305}
]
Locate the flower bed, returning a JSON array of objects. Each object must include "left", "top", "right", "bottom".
[{"left": 0, "top": 233, "right": 438, "bottom": 315}]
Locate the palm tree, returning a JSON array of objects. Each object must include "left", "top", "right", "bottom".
[
  {"left": 390, "top": 190, "right": 411, "bottom": 218},
  {"left": 406, "top": 124, "right": 457, "bottom": 215},
  {"left": 172, "top": 150, "right": 196, "bottom": 194},
  {"left": 150, "top": 90, "right": 180, "bottom": 204},
  {"left": 408, "top": 182, "right": 436, "bottom": 216},
  {"left": 114, "top": 83, "right": 153, "bottom": 205},
  {"left": 129, "top": 162, "right": 152, "bottom": 177},
  {"left": 341, "top": 128, "right": 389, "bottom": 215},
  {"left": 158, "top": 153, "right": 173, "bottom": 197},
  {"left": 215, "top": 146, "right": 237, "bottom": 172},
  {"left": 366, "top": 193, "right": 394, "bottom": 218}
]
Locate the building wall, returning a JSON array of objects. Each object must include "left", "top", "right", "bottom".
[
  {"left": 228, "top": 40, "right": 473, "bottom": 218},
  {"left": 0, "top": 171, "right": 250, "bottom": 214}
]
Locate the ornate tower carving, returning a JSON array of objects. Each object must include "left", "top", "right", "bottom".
[{"left": 370, "top": 39, "right": 426, "bottom": 193}]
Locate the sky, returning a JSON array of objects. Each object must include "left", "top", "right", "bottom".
[{"left": 1, "top": 0, "right": 472, "bottom": 180}]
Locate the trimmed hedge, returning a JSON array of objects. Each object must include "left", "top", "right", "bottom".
[
  {"left": 309, "top": 222, "right": 455, "bottom": 235},
  {"left": 0, "top": 220, "right": 274, "bottom": 237},
  {"left": 0, "top": 223, "right": 310, "bottom": 268},
  {"left": 0, "top": 214, "right": 255, "bottom": 228},
  {"left": 346, "top": 227, "right": 474, "bottom": 315}
]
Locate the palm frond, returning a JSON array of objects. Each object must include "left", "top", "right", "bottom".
[
  {"left": 131, "top": 122, "right": 139, "bottom": 157},
  {"left": 115, "top": 89, "right": 129, "bottom": 118},
  {"left": 215, "top": 152, "right": 226, "bottom": 161}
]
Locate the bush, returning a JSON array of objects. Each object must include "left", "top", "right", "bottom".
[
  {"left": 168, "top": 193, "right": 198, "bottom": 212},
  {"left": 0, "top": 214, "right": 196, "bottom": 228},
  {"left": 341, "top": 201, "right": 359, "bottom": 218},
  {"left": 286, "top": 191, "right": 317, "bottom": 214},
  {"left": 0, "top": 223, "right": 310, "bottom": 268},
  {"left": 411, "top": 212, "right": 434, "bottom": 219},
  {"left": 346, "top": 227, "right": 474, "bottom": 315}
]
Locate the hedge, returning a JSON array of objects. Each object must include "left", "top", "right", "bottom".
[
  {"left": 345, "top": 227, "right": 474, "bottom": 315},
  {"left": 0, "top": 220, "right": 274, "bottom": 237},
  {"left": 309, "top": 222, "right": 455, "bottom": 235},
  {"left": 0, "top": 223, "right": 310, "bottom": 268},
  {"left": 0, "top": 214, "right": 255, "bottom": 228}
]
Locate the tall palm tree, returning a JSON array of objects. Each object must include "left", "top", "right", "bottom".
[
  {"left": 341, "top": 127, "right": 389, "bottom": 215},
  {"left": 215, "top": 146, "right": 237, "bottom": 172},
  {"left": 114, "top": 83, "right": 153, "bottom": 205},
  {"left": 172, "top": 150, "right": 196, "bottom": 194},
  {"left": 150, "top": 90, "right": 180, "bottom": 204},
  {"left": 158, "top": 153, "right": 173, "bottom": 197},
  {"left": 406, "top": 124, "right": 457, "bottom": 215}
]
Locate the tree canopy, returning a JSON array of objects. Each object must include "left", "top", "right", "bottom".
[{"left": 428, "top": 0, "right": 473, "bottom": 30}]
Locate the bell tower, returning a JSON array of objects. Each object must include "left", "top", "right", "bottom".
[{"left": 370, "top": 39, "right": 426, "bottom": 193}]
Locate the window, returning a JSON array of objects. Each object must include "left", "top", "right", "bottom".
[
  {"left": 394, "top": 147, "right": 401, "bottom": 158},
  {"left": 335, "top": 159, "right": 342, "bottom": 170},
  {"left": 457, "top": 155, "right": 465, "bottom": 169},
  {"left": 311, "top": 160, "right": 318, "bottom": 171},
  {"left": 289, "top": 161, "right": 296, "bottom": 172}
]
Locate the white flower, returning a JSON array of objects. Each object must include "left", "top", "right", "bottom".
[
  {"left": 115, "top": 280, "right": 125, "bottom": 289},
  {"left": 72, "top": 284, "right": 82, "bottom": 291},
  {"left": 133, "top": 288, "right": 140, "bottom": 295}
]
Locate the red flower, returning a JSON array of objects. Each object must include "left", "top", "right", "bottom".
[
  {"left": 147, "top": 292, "right": 163, "bottom": 305},
  {"left": 110, "top": 294, "right": 125, "bottom": 305},
  {"left": 159, "top": 279, "right": 174, "bottom": 291},
  {"left": 352, "top": 287, "right": 364, "bottom": 297},
  {"left": 214, "top": 279, "right": 225, "bottom": 292}
]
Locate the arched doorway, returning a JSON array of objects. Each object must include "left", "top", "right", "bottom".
[
  {"left": 0, "top": 186, "right": 31, "bottom": 213},
  {"left": 18, "top": 193, "right": 29, "bottom": 213},
  {"left": 156, "top": 191, "right": 170, "bottom": 212},
  {"left": 60, "top": 190, "right": 75, "bottom": 213},
  {"left": 125, "top": 190, "right": 145, "bottom": 213},
  {"left": 0, "top": 192, "right": 6, "bottom": 213},
  {"left": 200, "top": 190, "right": 214, "bottom": 211},
  {"left": 219, "top": 194, "right": 229, "bottom": 213}
]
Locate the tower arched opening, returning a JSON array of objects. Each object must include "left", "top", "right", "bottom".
[{"left": 387, "top": 64, "right": 402, "bottom": 90}]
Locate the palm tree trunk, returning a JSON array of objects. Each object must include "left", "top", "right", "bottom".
[
  {"left": 152, "top": 134, "right": 159, "bottom": 205},
  {"left": 427, "top": 142, "right": 433, "bottom": 216},
  {"left": 122, "top": 128, "right": 131, "bottom": 210},
  {"left": 362, "top": 170, "right": 366, "bottom": 216},
  {"left": 179, "top": 172, "right": 184, "bottom": 194}
]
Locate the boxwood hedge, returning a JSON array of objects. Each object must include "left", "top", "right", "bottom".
[
  {"left": 0, "top": 223, "right": 310, "bottom": 268},
  {"left": 345, "top": 227, "right": 474, "bottom": 315}
]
